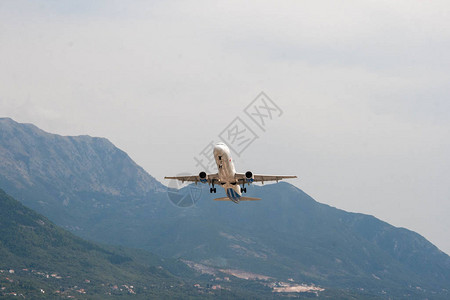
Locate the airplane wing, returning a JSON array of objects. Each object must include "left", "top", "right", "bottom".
[
  {"left": 235, "top": 173, "right": 297, "bottom": 184},
  {"left": 164, "top": 173, "right": 219, "bottom": 184}
]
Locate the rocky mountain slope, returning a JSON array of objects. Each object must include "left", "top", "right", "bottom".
[{"left": 0, "top": 117, "right": 163, "bottom": 224}]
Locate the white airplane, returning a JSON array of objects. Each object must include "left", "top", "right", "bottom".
[{"left": 165, "top": 142, "right": 297, "bottom": 203}]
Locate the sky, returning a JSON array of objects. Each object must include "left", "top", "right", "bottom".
[{"left": 1, "top": 1, "right": 450, "bottom": 254}]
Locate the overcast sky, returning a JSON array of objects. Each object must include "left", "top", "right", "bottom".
[{"left": 1, "top": 1, "right": 450, "bottom": 254}]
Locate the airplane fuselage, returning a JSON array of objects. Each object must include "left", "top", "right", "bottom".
[{"left": 213, "top": 142, "right": 242, "bottom": 202}]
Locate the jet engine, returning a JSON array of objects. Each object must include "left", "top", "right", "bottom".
[
  {"left": 245, "top": 171, "right": 254, "bottom": 183},
  {"left": 199, "top": 171, "right": 207, "bottom": 183}
]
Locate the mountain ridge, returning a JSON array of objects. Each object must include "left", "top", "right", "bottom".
[
  {"left": 0, "top": 117, "right": 164, "bottom": 224},
  {"left": 0, "top": 117, "right": 164, "bottom": 194}
]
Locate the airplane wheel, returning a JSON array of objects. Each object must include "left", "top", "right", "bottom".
[
  {"left": 210, "top": 188, "right": 213, "bottom": 193},
  {"left": 214, "top": 188, "right": 217, "bottom": 193},
  {"left": 244, "top": 188, "right": 247, "bottom": 193}
]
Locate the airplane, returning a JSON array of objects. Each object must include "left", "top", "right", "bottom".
[{"left": 165, "top": 142, "right": 297, "bottom": 203}]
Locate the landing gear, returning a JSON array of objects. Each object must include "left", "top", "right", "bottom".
[
  {"left": 240, "top": 182, "right": 247, "bottom": 193},
  {"left": 210, "top": 181, "right": 217, "bottom": 193}
]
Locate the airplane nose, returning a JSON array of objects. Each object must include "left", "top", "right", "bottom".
[
  {"left": 214, "top": 143, "right": 226, "bottom": 155},
  {"left": 214, "top": 145, "right": 222, "bottom": 154}
]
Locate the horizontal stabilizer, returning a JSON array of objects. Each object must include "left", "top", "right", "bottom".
[
  {"left": 214, "top": 197, "right": 261, "bottom": 201},
  {"left": 214, "top": 197, "right": 230, "bottom": 201},
  {"left": 240, "top": 197, "right": 261, "bottom": 201}
]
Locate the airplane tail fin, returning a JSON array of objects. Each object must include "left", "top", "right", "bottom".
[{"left": 214, "top": 197, "right": 261, "bottom": 201}]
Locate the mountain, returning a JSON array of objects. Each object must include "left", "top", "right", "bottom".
[
  {"left": 1, "top": 188, "right": 294, "bottom": 299},
  {"left": 0, "top": 187, "right": 197, "bottom": 299},
  {"left": 1, "top": 117, "right": 450, "bottom": 299},
  {"left": 0, "top": 117, "right": 164, "bottom": 226},
  {"left": 77, "top": 183, "right": 450, "bottom": 298}
]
